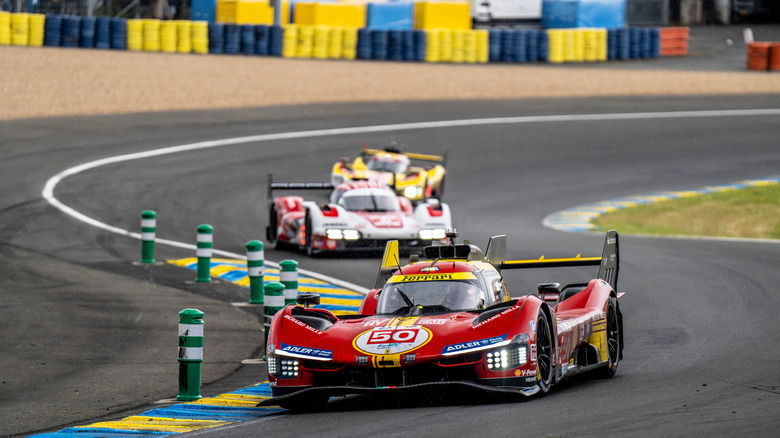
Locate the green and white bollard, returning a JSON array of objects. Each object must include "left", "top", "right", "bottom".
[
  {"left": 196, "top": 224, "right": 213, "bottom": 283},
  {"left": 177, "top": 308, "right": 204, "bottom": 401},
  {"left": 246, "top": 240, "right": 264, "bottom": 304},
  {"left": 263, "top": 281, "right": 285, "bottom": 360},
  {"left": 279, "top": 259, "right": 299, "bottom": 306},
  {"left": 141, "top": 210, "right": 156, "bottom": 263}
]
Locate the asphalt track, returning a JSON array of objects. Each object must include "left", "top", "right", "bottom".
[{"left": 3, "top": 37, "right": 780, "bottom": 438}]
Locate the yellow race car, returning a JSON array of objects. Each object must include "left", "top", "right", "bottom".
[{"left": 331, "top": 146, "right": 447, "bottom": 203}]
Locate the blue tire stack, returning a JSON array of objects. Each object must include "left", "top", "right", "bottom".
[
  {"left": 255, "top": 25, "right": 269, "bottom": 55},
  {"left": 269, "top": 26, "right": 283, "bottom": 56},
  {"left": 500, "top": 30, "right": 515, "bottom": 62},
  {"left": 357, "top": 28, "right": 372, "bottom": 59},
  {"left": 371, "top": 30, "right": 389, "bottom": 60},
  {"left": 208, "top": 22, "right": 225, "bottom": 54},
  {"left": 526, "top": 29, "right": 539, "bottom": 62},
  {"left": 513, "top": 30, "right": 527, "bottom": 62},
  {"left": 62, "top": 15, "right": 81, "bottom": 48},
  {"left": 387, "top": 30, "right": 402, "bottom": 61},
  {"left": 649, "top": 27, "right": 660, "bottom": 58},
  {"left": 110, "top": 18, "right": 126, "bottom": 50},
  {"left": 617, "top": 28, "right": 630, "bottom": 60},
  {"left": 639, "top": 27, "right": 651, "bottom": 58},
  {"left": 413, "top": 30, "right": 426, "bottom": 61},
  {"left": 488, "top": 30, "right": 501, "bottom": 62},
  {"left": 80, "top": 16, "right": 96, "bottom": 48},
  {"left": 537, "top": 30, "right": 549, "bottom": 61},
  {"left": 607, "top": 29, "right": 617, "bottom": 60},
  {"left": 224, "top": 24, "right": 240, "bottom": 54},
  {"left": 95, "top": 16, "right": 111, "bottom": 49},
  {"left": 43, "top": 14, "right": 62, "bottom": 47},
  {"left": 629, "top": 27, "right": 641, "bottom": 58},
  {"left": 241, "top": 24, "right": 255, "bottom": 55},
  {"left": 401, "top": 30, "right": 415, "bottom": 61}
]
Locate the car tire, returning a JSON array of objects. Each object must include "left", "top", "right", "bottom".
[
  {"left": 535, "top": 310, "right": 553, "bottom": 395},
  {"left": 599, "top": 297, "right": 620, "bottom": 378}
]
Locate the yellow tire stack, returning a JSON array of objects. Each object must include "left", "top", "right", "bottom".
[
  {"left": 596, "top": 28, "right": 607, "bottom": 61},
  {"left": 573, "top": 29, "right": 585, "bottom": 62},
  {"left": 143, "top": 19, "right": 161, "bottom": 51},
  {"left": 463, "top": 30, "right": 477, "bottom": 63},
  {"left": 312, "top": 25, "right": 328, "bottom": 59},
  {"left": 451, "top": 29, "right": 465, "bottom": 63},
  {"left": 476, "top": 29, "right": 489, "bottom": 63},
  {"left": 282, "top": 24, "right": 297, "bottom": 57},
  {"left": 160, "top": 20, "right": 177, "bottom": 53},
  {"left": 192, "top": 21, "right": 208, "bottom": 54},
  {"left": 328, "top": 26, "right": 343, "bottom": 59},
  {"left": 296, "top": 25, "right": 313, "bottom": 58},
  {"left": 547, "top": 29, "right": 564, "bottom": 63},
  {"left": 11, "top": 12, "right": 29, "bottom": 46},
  {"left": 342, "top": 27, "right": 357, "bottom": 60},
  {"left": 127, "top": 19, "right": 143, "bottom": 51},
  {"left": 425, "top": 29, "right": 440, "bottom": 62},
  {"left": 0, "top": 12, "right": 10, "bottom": 45},
  {"left": 177, "top": 20, "right": 192, "bottom": 53},
  {"left": 438, "top": 29, "right": 453, "bottom": 62},
  {"left": 29, "top": 14, "right": 45, "bottom": 47}
]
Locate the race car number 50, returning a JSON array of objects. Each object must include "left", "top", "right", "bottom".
[{"left": 353, "top": 326, "right": 432, "bottom": 355}]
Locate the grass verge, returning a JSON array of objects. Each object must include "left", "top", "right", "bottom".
[{"left": 592, "top": 184, "right": 780, "bottom": 240}]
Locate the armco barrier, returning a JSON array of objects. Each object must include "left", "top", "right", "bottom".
[{"left": 3, "top": 12, "right": 674, "bottom": 68}]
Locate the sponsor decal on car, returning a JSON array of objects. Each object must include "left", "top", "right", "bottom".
[
  {"left": 387, "top": 272, "right": 477, "bottom": 283},
  {"left": 279, "top": 343, "right": 333, "bottom": 360},
  {"left": 353, "top": 326, "right": 432, "bottom": 355},
  {"left": 441, "top": 334, "right": 508, "bottom": 355}
]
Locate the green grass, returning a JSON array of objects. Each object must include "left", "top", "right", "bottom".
[{"left": 592, "top": 184, "right": 780, "bottom": 240}]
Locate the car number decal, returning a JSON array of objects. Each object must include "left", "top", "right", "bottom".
[{"left": 353, "top": 326, "right": 432, "bottom": 355}]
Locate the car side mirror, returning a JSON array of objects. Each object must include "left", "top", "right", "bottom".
[{"left": 296, "top": 293, "right": 321, "bottom": 308}]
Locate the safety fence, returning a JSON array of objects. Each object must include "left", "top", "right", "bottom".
[{"left": 1, "top": 11, "right": 685, "bottom": 65}]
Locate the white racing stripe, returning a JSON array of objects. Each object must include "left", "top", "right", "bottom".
[{"left": 41, "top": 109, "right": 780, "bottom": 290}]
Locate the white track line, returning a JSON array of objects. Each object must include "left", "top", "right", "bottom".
[{"left": 41, "top": 108, "right": 780, "bottom": 288}]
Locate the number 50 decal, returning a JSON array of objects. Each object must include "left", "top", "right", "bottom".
[{"left": 354, "top": 326, "right": 432, "bottom": 355}]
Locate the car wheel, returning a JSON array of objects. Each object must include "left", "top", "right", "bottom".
[
  {"left": 599, "top": 297, "right": 620, "bottom": 378},
  {"left": 535, "top": 310, "right": 553, "bottom": 395},
  {"left": 278, "top": 393, "right": 328, "bottom": 412},
  {"left": 304, "top": 210, "right": 314, "bottom": 256}
]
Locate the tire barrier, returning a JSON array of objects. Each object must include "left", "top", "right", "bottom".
[
  {"left": 95, "top": 16, "right": 111, "bottom": 49},
  {"left": 177, "top": 308, "right": 204, "bottom": 401},
  {"left": 43, "top": 14, "right": 61, "bottom": 46},
  {"left": 746, "top": 41, "right": 780, "bottom": 71},
  {"left": 2, "top": 12, "right": 679, "bottom": 67},
  {"left": 80, "top": 16, "right": 96, "bottom": 48}
]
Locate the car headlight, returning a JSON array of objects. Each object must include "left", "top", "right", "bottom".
[
  {"left": 485, "top": 335, "right": 529, "bottom": 370},
  {"left": 404, "top": 186, "right": 422, "bottom": 198},
  {"left": 326, "top": 229, "right": 361, "bottom": 240},
  {"left": 268, "top": 356, "right": 300, "bottom": 379},
  {"left": 419, "top": 229, "right": 446, "bottom": 240}
]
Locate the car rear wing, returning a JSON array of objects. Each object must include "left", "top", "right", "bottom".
[
  {"left": 362, "top": 146, "right": 448, "bottom": 166},
  {"left": 491, "top": 230, "right": 619, "bottom": 290},
  {"left": 266, "top": 174, "right": 334, "bottom": 209}
]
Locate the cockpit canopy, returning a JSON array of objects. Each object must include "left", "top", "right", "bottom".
[
  {"left": 332, "top": 187, "right": 401, "bottom": 212},
  {"left": 367, "top": 154, "right": 410, "bottom": 174}
]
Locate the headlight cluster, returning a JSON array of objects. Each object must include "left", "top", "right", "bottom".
[
  {"left": 404, "top": 186, "right": 423, "bottom": 198},
  {"left": 419, "top": 229, "right": 447, "bottom": 240},
  {"left": 326, "top": 229, "right": 361, "bottom": 240},
  {"left": 486, "top": 344, "right": 528, "bottom": 370},
  {"left": 268, "top": 356, "right": 300, "bottom": 379}
]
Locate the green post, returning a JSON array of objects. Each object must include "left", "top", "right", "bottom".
[
  {"left": 246, "top": 240, "right": 264, "bottom": 304},
  {"left": 141, "top": 210, "right": 156, "bottom": 263},
  {"left": 279, "top": 259, "right": 299, "bottom": 306},
  {"left": 196, "top": 224, "right": 213, "bottom": 283},
  {"left": 177, "top": 308, "right": 204, "bottom": 401},
  {"left": 263, "top": 281, "right": 285, "bottom": 360}
]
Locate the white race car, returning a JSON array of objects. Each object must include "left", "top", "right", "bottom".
[{"left": 266, "top": 175, "right": 453, "bottom": 256}]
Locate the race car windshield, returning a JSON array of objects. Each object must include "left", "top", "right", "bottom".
[
  {"left": 339, "top": 192, "right": 400, "bottom": 212},
  {"left": 377, "top": 280, "right": 486, "bottom": 314},
  {"left": 368, "top": 159, "right": 407, "bottom": 173}
]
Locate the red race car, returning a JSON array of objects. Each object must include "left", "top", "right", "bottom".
[{"left": 260, "top": 230, "right": 624, "bottom": 411}]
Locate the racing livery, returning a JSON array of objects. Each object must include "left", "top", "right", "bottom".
[
  {"left": 331, "top": 146, "right": 447, "bottom": 203},
  {"left": 266, "top": 175, "right": 453, "bottom": 255},
  {"left": 260, "top": 231, "right": 624, "bottom": 410}
]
